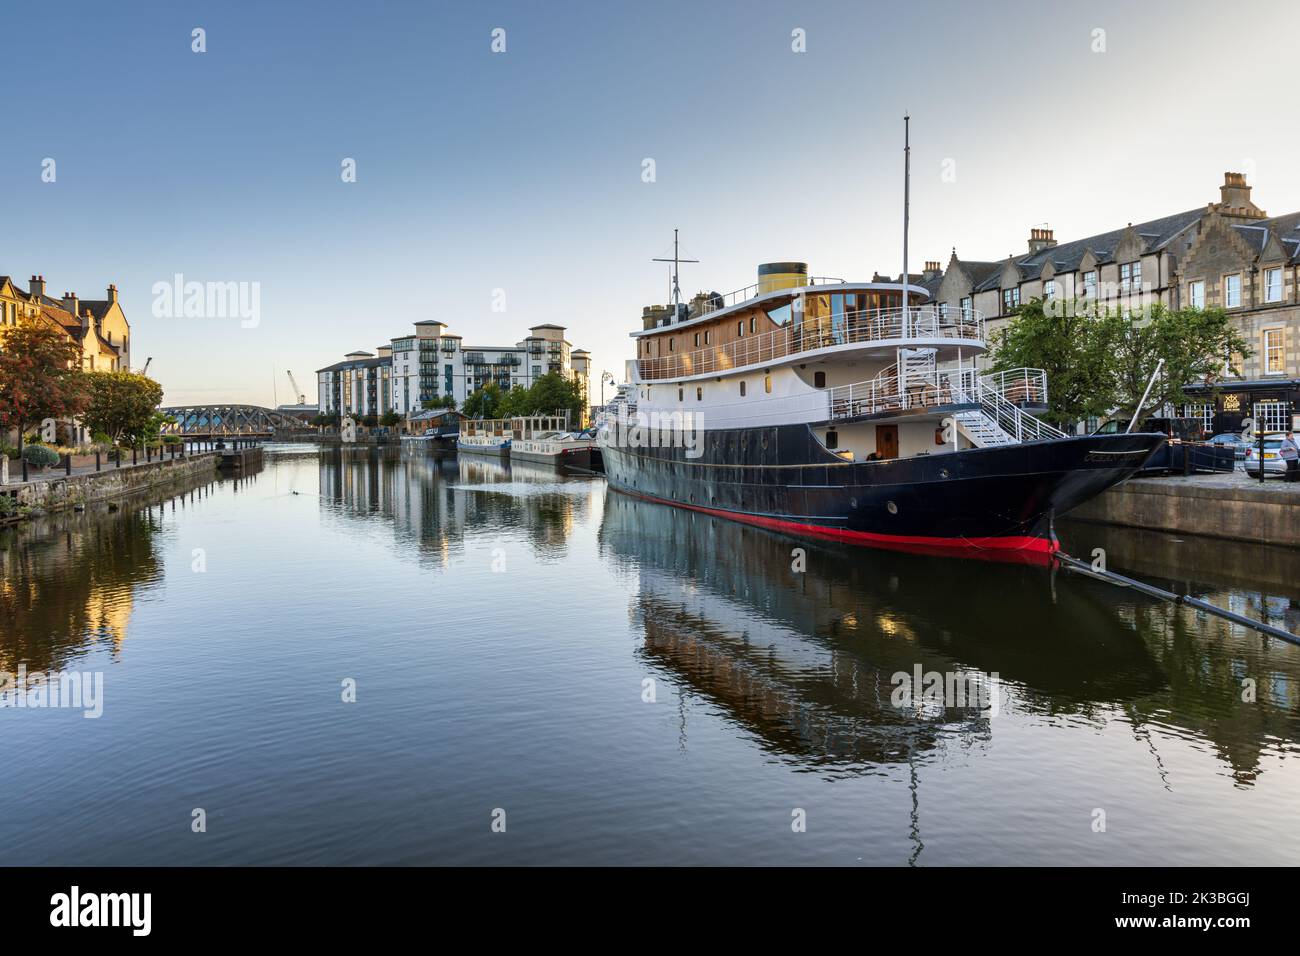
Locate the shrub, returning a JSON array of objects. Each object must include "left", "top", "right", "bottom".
[{"left": 22, "top": 445, "right": 61, "bottom": 468}]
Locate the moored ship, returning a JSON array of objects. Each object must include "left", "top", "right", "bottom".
[
  {"left": 598, "top": 259, "right": 1164, "bottom": 561},
  {"left": 457, "top": 418, "right": 513, "bottom": 458},
  {"left": 506, "top": 416, "right": 599, "bottom": 469}
]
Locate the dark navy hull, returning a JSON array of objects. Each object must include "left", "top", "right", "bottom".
[{"left": 600, "top": 425, "right": 1164, "bottom": 559}]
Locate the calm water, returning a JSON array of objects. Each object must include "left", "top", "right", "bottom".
[{"left": 2, "top": 444, "right": 1299, "bottom": 866}]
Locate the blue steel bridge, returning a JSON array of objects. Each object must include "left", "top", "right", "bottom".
[{"left": 159, "top": 404, "right": 310, "bottom": 439}]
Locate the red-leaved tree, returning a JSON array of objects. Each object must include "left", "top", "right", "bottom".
[{"left": 0, "top": 319, "right": 90, "bottom": 451}]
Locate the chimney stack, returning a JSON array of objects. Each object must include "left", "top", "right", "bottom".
[
  {"left": 923, "top": 260, "right": 942, "bottom": 279},
  {"left": 1220, "top": 171, "right": 1252, "bottom": 210},
  {"left": 62, "top": 292, "right": 80, "bottom": 320},
  {"left": 107, "top": 283, "right": 118, "bottom": 304},
  {"left": 1028, "top": 227, "right": 1057, "bottom": 253},
  {"left": 29, "top": 275, "right": 45, "bottom": 299}
]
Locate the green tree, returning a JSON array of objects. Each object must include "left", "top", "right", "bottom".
[
  {"left": 0, "top": 320, "right": 90, "bottom": 453},
  {"left": 495, "top": 373, "right": 584, "bottom": 423},
  {"left": 988, "top": 299, "right": 1115, "bottom": 427},
  {"left": 462, "top": 383, "right": 505, "bottom": 419},
  {"left": 421, "top": 395, "right": 457, "bottom": 410},
  {"left": 380, "top": 410, "right": 402, "bottom": 427},
  {"left": 1101, "top": 304, "right": 1249, "bottom": 424},
  {"left": 81, "top": 371, "right": 165, "bottom": 445}
]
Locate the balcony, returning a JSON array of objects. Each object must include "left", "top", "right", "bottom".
[
  {"left": 637, "top": 306, "right": 985, "bottom": 381},
  {"left": 828, "top": 366, "right": 1062, "bottom": 442}
]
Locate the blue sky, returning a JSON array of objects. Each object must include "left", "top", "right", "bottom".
[{"left": 3, "top": 0, "right": 1298, "bottom": 406}]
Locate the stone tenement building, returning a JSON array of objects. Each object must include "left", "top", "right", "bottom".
[
  {"left": 0, "top": 273, "right": 132, "bottom": 372},
  {"left": 927, "top": 172, "right": 1300, "bottom": 433}
]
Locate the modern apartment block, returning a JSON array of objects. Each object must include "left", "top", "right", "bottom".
[
  {"left": 320, "top": 322, "right": 590, "bottom": 420},
  {"left": 927, "top": 172, "right": 1300, "bottom": 433},
  {"left": 316, "top": 348, "right": 392, "bottom": 418}
]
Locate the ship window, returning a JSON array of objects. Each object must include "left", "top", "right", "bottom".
[
  {"left": 750, "top": 317, "right": 756, "bottom": 334},
  {"left": 814, "top": 371, "right": 826, "bottom": 388},
  {"left": 740, "top": 381, "right": 746, "bottom": 396},
  {"left": 825, "top": 430, "right": 838, "bottom": 449},
  {"left": 694, "top": 332, "right": 700, "bottom": 347},
  {"left": 704, "top": 330, "right": 712, "bottom": 345},
  {"left": 765, "top": 302, "right": 793, "bottom": 326},
  {"left": 737, "top": 321, "right": 744, "bottom": 337},
  {"left": 696, "top": 387, "right": 703, "bottom": 401},
  {"left": 764, "top": 374, "right": 772, "bottom": 393},
  {"left": 668, "top": 338, "right": 674, "bottom": 351},
  {"left": 678, "top": 387, "right": 683, "bottom": 401}
]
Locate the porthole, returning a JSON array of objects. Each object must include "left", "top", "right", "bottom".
[{"left": 886, "top": 500, "right": 898, "bottom": 515}]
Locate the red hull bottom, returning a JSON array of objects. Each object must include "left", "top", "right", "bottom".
[{"left": 616, "top": 487, "right": 1059, "bottom": 567}]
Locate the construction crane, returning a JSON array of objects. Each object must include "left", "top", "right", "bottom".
[
  {"left": 141, "top": 357, "right": 153, "bottom": 376},
  {"left": 286, "top": 370, "right": 305, "bottom": 405}
]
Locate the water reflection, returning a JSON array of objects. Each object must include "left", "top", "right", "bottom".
[
  {"left": 601, "top": 493, "right": 1300, "bottom": 787},
  {"left": 0, "top": 469, "right": 229, "bottom": 673},
  {"left": 316, "top": 445, "right": 595, "bottom": 564}
]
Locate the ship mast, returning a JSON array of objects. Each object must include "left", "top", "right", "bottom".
[
  {"left": 653, "top": 228, "right": 699, "bottom": 315},
  {"left": 902, "top": 113, "right": 911, "bottom": 308}
]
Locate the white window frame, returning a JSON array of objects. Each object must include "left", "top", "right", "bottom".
[
  {"left": 1264, "top": 267, "right": 1282, "bottom": 303},
  {"left": 1188, "top": 280, "right": 1205, "bottom": 309},
  {"left": 1224, "top": 273, "right": 1242, "bottom": 308},
  {"left": 1264, "top": 327, "right": 1284, "bottom": 375},
  {"left": 1083, "top": 271, "right": 1097, "bottom": 297}
]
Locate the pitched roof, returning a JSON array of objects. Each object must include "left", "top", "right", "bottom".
[
  {"left": 80, "top": 299, "right": 113, "bottom": 321},
  {"left": 968, "top": 208, "right": 1206, "bottom": 292},
  {"left": 316, "top": 356, "right": 390, "bottom": 373},
  {"left": 1235, "top": 211, "right": 1300, "bottom": 263}
]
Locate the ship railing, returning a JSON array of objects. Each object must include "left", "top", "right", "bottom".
[
  {"left": 830, "top": 365, "right": 1067, "bottom": 442},
  {"left": 638, "top": 306, "right": 985, "bottom": 382},
  {"left": 959, "top": 369, "right": 1066, "bottom": 442},
  {"left": 981, "top": 367, "right": 1048, "bottom": 408},
  {"left": 828, "top": 364, "right": 965, "bottom": 420},
  {"left": 686, "top": 277, "right": 847, "bottom": 316}
]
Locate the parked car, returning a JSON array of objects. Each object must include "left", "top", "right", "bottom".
[
  {"left": 1093, "top": 416, "right": 1206, "bottom": 441},
  {"left": 1206, "top": 432, "right": 1251, "bottom": 461},
  {"left": 1244, "top": 437, "right": 1288, "bottom": 477}
]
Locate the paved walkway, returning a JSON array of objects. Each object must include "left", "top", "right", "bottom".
[
  {"left": 1, "top": 449, "right": 198, "bottom": 487},
  {"left": 1134, "top": 467, "right": 1300, "bottom": 496}
]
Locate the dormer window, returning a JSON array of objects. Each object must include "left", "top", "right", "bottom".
[
  {"left": 1002, "top": 287, "right": 1020, "bottom": 313},
  {"left": 1083, "top": 271, "right": 1097, "bottom": 297},
  {"left": 1043, "top": 280, "right": 1056, "bottom": 300}
]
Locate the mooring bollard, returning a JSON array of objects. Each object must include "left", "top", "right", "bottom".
[
  {"left": 132, "top": 446, "right": 138, "bottom": 466},
  {"left": 22, "top": 458, "right": 29, "bottom": 481},
  {"left": 64, "top": 453, "right": 72, "bottom": 476},
  {"left": 96, "top": 450, "right": 102, "bottom": 472}
]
